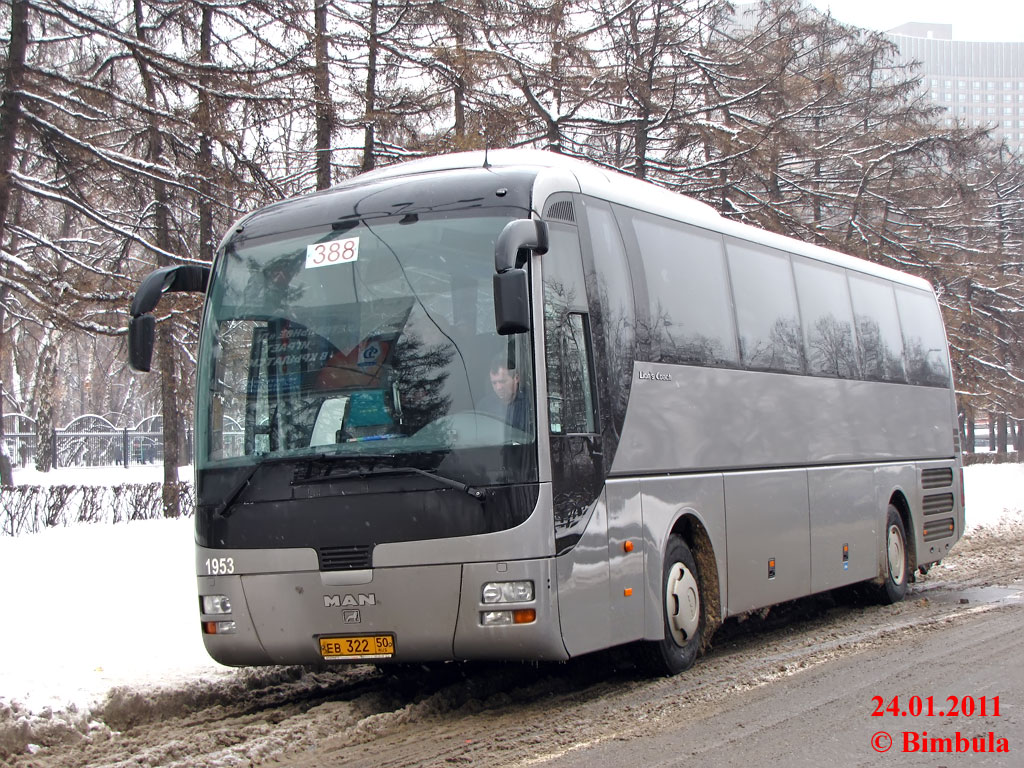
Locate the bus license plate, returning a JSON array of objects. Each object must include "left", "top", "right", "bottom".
[{"left": 319, "top": 634, "right": 394, "bottom": 660}]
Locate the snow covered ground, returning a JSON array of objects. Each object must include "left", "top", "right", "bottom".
[{"left": 0, "top": 462, "right": 1021, "bottom": 719}]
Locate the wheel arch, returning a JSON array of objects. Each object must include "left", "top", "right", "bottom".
[
  {"left": 667, "top": 512, "right": 722, "bottom": 648},
  {"left": 888, "top": 489, "right": 918, "bottom": 573}
]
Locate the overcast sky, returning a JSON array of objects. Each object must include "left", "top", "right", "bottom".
[{"left": 806, "top": 0, "right": 1024, "bottom": 42}]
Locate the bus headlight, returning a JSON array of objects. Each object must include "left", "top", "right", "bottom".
[
  {"left": 201, "top": 595, "right": 232, "bottom": 615},
  {"left": 481, "top": 580, "right": 534, "bottom": 604}
]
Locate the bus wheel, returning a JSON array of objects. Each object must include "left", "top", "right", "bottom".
[
  {"left": 643, "top": 535, "right": 703, "bottom": 675},
  {"left": 877, "top": 504, "right": 909, "bottom": 604}
]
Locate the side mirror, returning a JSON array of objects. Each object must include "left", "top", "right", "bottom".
[
  {"left": 493, "top": 269, "right": 530, "bottom": 335},
  {"left": 128, "top": 264, "right": 210, "bottom": 372},
  {"left": 493, "top": 219, "right": 547, "bottom": 335}
]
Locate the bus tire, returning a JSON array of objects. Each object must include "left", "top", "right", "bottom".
[
  {"left": 643, "top": 535, "right": 704, "bottom": 675},
  {"left": 877, "top": 504, "right": 909, "bottom": 605}
]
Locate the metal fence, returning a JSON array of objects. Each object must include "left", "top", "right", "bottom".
[
  {"left": 2, "top": 412, "right": 1018, "bottom": 469},
  {"left": 2, "top": 413, "right": 191, "bottom": 469}
]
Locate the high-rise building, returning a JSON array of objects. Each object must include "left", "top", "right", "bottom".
[
  {"left": 887, "top": 23, "right": 1024, "bottom": 152},
  {"left": 728, "top": 5, "right": 1024, "bottom": 153}
]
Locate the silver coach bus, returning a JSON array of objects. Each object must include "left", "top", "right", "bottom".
[{"left": 128, "top": 150, "right": 963, "bottom": 674}]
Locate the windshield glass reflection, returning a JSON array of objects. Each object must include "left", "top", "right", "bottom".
[{"left": 196, "top": 211, "right": 537, "bottom": 486}]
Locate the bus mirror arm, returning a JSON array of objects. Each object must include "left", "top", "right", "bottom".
[
  {"left": 130, "top": 264, "right": 210, "bottom": 317},
  {"left": 128, "top": 314, "right": 157, "bottom": 372},
  {"left": 128, "top": 264, "right": 211, "bottom": 372},
  {"left": 494, "top": 219, "right": 548, "bottom": 273},
  {"left": 493, "top": 219, "right": 547, "bottom": 335}
]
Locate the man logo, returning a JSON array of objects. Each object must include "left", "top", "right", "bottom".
[{"left": 323, "top": 593, "right": 377, "bottom": 608}]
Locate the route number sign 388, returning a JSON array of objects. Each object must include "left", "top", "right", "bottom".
[{"left": 306, "top": 237, "right": 360, "bottom": 269}]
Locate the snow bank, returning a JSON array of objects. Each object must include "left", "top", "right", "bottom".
[{"left": 964, "top": 462, "right": 1024, "bottom": 530}]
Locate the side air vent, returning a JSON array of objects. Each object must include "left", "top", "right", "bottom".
[
  {"left": 922, "top": 518, "right": 955, "bottom": 542},
  {"left": 545, "top": 200, "right": 576, "bottom": 223},
  {"left": 922, "top": 492, "right": 955, "bottom": 516},
  {"left": 921, "top": 467, "right": 953, "bottom": 489},
  {"left": 319, "top": 544, "right": 373, "bottom": 571}
]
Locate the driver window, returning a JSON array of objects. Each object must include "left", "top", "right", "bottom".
[{"left": 543, "top": 225, "right": 598, "bottom": 435}]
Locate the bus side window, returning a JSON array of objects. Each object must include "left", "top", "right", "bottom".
[
  {"left": 894, "top": 286, "right": 951, "bottom": 387},
  {"left": 726, "top": 239, "right": 805, "bottom": 374},
  {"left": 792, "top": 257, "right": 859, "bottom": 379},
  {"left": 849, "top": 274, "right": 907, "bottom": 383}
]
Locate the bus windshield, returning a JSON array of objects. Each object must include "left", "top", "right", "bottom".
[{"left": 196, "top": 210, "right": 537, "bottom": 486}]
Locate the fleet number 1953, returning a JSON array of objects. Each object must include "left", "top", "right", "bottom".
[{"left": 205, "top": 557, "right": 235, "bottom": 575}]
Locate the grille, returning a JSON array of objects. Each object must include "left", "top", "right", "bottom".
[
  {"left": 922, "top": 492, "right": 955, "bottom": 516},
  {"left": 922, "top": 518, "right": 956, "bottom": 542},
  {"left": 545, "top": 200, "right": 576, "bottom": 223},
  {"left": 319, "top": 544, "right": 373, "bottom": 571},
  {"left": 921, "top": 467, "right": 953, "bottom": 489}
]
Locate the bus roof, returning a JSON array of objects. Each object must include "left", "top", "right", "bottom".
[{"left": 345, "top": 150, "right": 933, "bottom": 293}]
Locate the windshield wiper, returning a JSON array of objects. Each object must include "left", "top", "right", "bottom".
[
  {"left": 213, "top": 462, "right": 260, "bottom": 519},
  {"left": 213, "top": 455, "right": 288, "bottom": 518},
  {"left": 293, "top": 462, "right": 486, "bottom": 501}
]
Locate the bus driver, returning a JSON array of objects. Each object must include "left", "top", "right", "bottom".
[{"left": 483, "top": 354, "right": 530, "bottom": 433}]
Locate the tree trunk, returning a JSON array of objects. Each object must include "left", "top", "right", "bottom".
[
  {"left": 0, "top": 1, "right": 29, "bottom": 485},
  {"left": 314, "top": 0, "right": 333, "bottom": 189},
  {"left": 452, "top": 26, "right": 466, "bottom": 142},
  {"left": 0, "top": 0, "right": 28, "bottom": 240},
  {"left": 33, "top": 338, "right": 59, "bottom": 472},
  {"left": 0, "top": 278, "right": 12, "bottom": 486},
  {"left": 0, "top": 378, "right": 12, "bottom": 485},
  {"left": 361, "top": 0, "right": 379, "bottom": 173},
  {"left": 633, "top": 107, "right": 649, "bottom": 180},
  {"left": 134, "top": 0, "right": 182, "bottom": 517},
  {"left": 198, "top": 3, "right": 215, "bottom": 258},
  {"left": 996, "top": 413, "right": 1008, "bottom": 454}
]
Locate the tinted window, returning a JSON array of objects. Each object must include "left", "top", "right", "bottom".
[
  {"left": 848, "top": 273, "right": 906, "bottom": 383},
  {"left": 895, "top": 286, "right": 951, "bottom": 387},
  {"left": 582, "top": 200, "right": 635, "bottom": 428},
  {"left": 197, "top": 211, "right": 538, "bottom": 485},
  {"left": 547, "top": 313, "right": 597, "bottom": 434},
  {"left": 630, "top": 212, "right": 738, "bottom": 366},
  {"left": 792, "top": 257, "right": 859, "bottom": 378},
  {"left": 543, "top": 226, "right": 597, "bottom": 434},
  {"left": 726, "top": 240, "right": 804, "bottom": 373}
]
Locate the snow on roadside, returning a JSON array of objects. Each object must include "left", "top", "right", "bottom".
[
  {"left": 963, "top": 462, "right": 1024, "bottom": 531},
  {"left": 10, "top": 464, "right": 193, "bottom": 487}
]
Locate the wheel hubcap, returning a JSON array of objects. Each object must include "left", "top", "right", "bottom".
[
  {"left": 665, "top": 562, "right": 700, "bottom": 645},
  {"left": 887, "top": 524, "right": 906, "bottom": 586}
]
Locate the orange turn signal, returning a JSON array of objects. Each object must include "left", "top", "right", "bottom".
[
  {"left": 624, "top": 540, "right": 634, "bottom": 553},
  {"left": 512, "top": 609, "right": 536, "bottom": 624}
]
